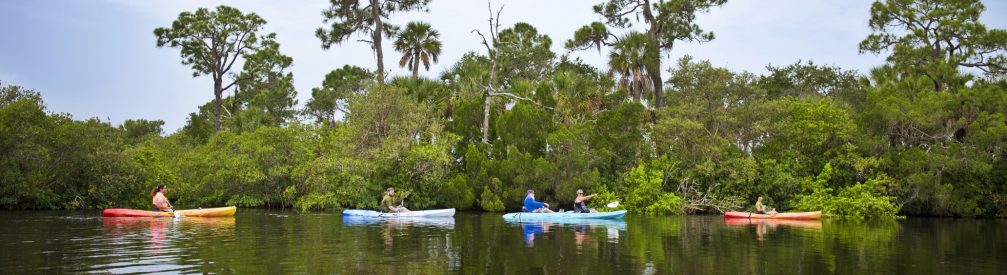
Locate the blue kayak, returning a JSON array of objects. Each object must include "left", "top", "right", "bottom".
[{"left": 502, "top": 210, "right": 627, "bottom": 221}]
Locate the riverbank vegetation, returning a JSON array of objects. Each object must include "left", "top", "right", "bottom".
[{"left": 2, "top": 0, "right": 1005, "bottom": 218}]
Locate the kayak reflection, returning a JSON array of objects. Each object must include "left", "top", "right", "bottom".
[
  {"left": 101, "top": 217, "right": 236, "bottom": 254},
  {"left": 724, "top": 218, "right": 822, "bottom": 241},
  {"left": 341, "top": 216, "right": 455, "bottom": 229},
  {"left": 509, "top": 219, "right": 627, "bottom": 248}
]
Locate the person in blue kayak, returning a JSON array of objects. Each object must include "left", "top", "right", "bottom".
[
  {"left": 382, "top": 187, "right": 410, "bottom": 213},
  {"left": 524, "top": 189, "right": 554, "bottom": 213},
  {"left": 573, "top": 189, "right": 597, "bottom": 213}
]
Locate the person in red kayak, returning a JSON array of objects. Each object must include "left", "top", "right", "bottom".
[
  {"left": 151, "top": 185, "right": 173, "bottom": 212},
  {"left": 755, "top": 195, "right": 777, "bottom": 215}
]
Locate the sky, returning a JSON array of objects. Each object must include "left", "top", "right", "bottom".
[{"left": 1, "top": 0, "right": 1005, "bottom": 133}]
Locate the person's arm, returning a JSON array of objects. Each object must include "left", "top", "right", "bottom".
[{"left": 526, "top": 198, "right": 545, "bottom": 209}]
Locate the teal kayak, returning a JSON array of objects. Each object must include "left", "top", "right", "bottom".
[{"left": 502, "top": 210, "right": 627, "bottom": 221}]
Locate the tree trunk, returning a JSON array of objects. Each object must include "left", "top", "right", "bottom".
[
  {"left": 412, "top": 51, "right": 420, "bottom": 78},
  {"left": 371, "top": 0, "right": 385, "bottom": 82},
  {"left": 481, "top": 90, "right": 491, "bottom": 143},
  {"left": 642, "top": 0, "right": 664, "bottom": 108},
  {"left": 213, "top": 76, "right": 223, "bottom": 132}
]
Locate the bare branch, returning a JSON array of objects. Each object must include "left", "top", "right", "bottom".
[{"left": 489, "top": 91, "right": 555, "bottom": 110}]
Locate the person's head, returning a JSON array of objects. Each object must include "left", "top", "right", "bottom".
[
  {"left": 151, "top": 185, "right": 166, "bottom": 197},
  {"left": 527, "top": 189, "right": 535, "bottom": 197},
  {"left": 576, "top": 189, "right": 584, "bottom": 196},
  {"left": 757, "top": 195, "right": 763, "bottom": 202},
  {"left": 386, "top": 187, "right": 395, "bottom": 195}
]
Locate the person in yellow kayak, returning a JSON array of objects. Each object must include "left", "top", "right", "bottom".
[
  {"left": 381, "top": 187, "right": 410, "bottom": 213},
  {"left": 755, "top": 195, "right": 777, "bottom": 215},
  {"left": 151, "top": 185, "right": 173, "bottom": 212}
]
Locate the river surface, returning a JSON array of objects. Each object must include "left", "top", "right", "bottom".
[{"left": 0, "top": 209, "right": 1003, "bottom": 274}]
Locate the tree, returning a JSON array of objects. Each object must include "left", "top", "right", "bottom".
[
  {"left": 316, "top": 0, "right": 432, "bottom": 82},
  {"left": 859, "top": 0, "right": 1007, "bottom": 91},
  {"left": 472, "top": 4, "right": 552, "bottom": 144},
  {"left": 155, "top": 5, "right": 276, "bottom": 132},
  {"left": 305, "top": 65, "right": 375, "bottom": 127},
  {"left": 566, "top": 0, "right": 728, "bottom": 108},
  {"left": 759, "top": 61, "right": 866, "bottom": 109},
  {"left": 393, "top": 22, "right": 442, "bottom": 78},
  {"left": 230, "top": 40, "right": 298, "bottom": 131},
  {"left": 609, "top": 32, "right": 658, "bottom": 103},
  {"left": 119, "top": 119, "right": 165, "bottom": 143},
  {"left": 496, "top": 22, "right": 556, "bottom": 82}
]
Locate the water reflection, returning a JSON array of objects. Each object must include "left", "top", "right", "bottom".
[
  {"left": 341, "top": 216, "right": 455, "bottom": 229},
  {"left": 723, "top": 218, "right": 822, "bottom": 241},
  {"left": 508, "top": 219, "right": 626, "bottom": 248},
  {"left": 96, "top": 217, "right": 236, "bottom": 272},
  {"left": 2, "top": 211, "right": 1004, "bottom": 274}
]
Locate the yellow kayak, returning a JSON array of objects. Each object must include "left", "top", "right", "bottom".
[{"left": 102, "top": 206, "right": 237, "bottom": 217}]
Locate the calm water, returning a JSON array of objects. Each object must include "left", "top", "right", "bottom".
[{"left": 0, "top": 210, "right": 1003, "bottom": 274}]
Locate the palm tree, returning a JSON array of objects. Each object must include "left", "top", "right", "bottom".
[
  {"left": 608, "top": 32, "right": 658, "bottom": 103},
  {"left": 394, "top": 22, "right": 442, "bottom": 78}
]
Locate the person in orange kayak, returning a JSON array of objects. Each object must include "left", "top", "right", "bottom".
[
  {"left": 151, "top": 185, "right": 173, "bottom": 212},
  {"left": 755, "top": 195, "right": 777, "bottom": 215}
]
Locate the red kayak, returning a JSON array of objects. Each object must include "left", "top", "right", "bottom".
[
  {"left": 724, "top": 211, "right": 822, "bottom": 220},
  {"left": 102, "top": 206, "right": 237, "bottom": 217}
]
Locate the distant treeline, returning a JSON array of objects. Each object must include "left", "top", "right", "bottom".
[{"left": 2, "top": 0, "right": 1005, "bottom": 218}]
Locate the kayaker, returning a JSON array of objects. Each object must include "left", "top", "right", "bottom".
[
  {"left": 382, "top": 187, "right": 411, "bottom": 213},
  {"left": 755, "top": 195, "right": 778, "bottom": 215},
  {"left": 523, "top": 189, "right": 554, "bottom": 213},
  {"left": 573, "top": 189, "right": 597, "bottom": 213},
  {"left": 151, "top": 185, "right": 173, "bottom": 212}
]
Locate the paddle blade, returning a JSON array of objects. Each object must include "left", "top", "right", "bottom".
[{"left": 606, "top": 201, "right": 619, "bottom": 208}]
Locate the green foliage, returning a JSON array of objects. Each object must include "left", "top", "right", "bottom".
[
  {"left": 497, "top": 22, "right": 556, "bottom": 82},
  {"left": 118, "top": 119, "right": 164, "bottom": 144},
  {"left": 3, "top": 3, "right": 1006, "bottom": 220},
  {"left": 860, "top": 0, "right": 1007, "bottom": 91},
  {"left": 294, "top": 192, "right": 340, "bottom": 211},
  {"left": 155, "top": 5, "right": 277, "bottom": 131},
  {"left": 622, "top": 162, "right": 683, "bottom": 215},
  {"left": 393, "top": 21, "right": 442, "bottom": 78},
  {"left": 305, "top": 65, "right": 374, "bottom": 127},
  {"left": 316, "top": 0, "right": 432, "bottom": 81},
  {"left": 793, "top": 174, "right": 900, "bottom": 220}
]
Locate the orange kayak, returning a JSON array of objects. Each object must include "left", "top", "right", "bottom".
[
  {"left": 102, "top": 206, "right": 237, "bottom": 217},
  {"left": 723, "top": 211, "right": 822, "bottom": 220}
]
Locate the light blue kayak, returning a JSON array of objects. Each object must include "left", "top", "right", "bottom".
[
  {"left": 341, "top": 208, "right": 456, "bottom": 218},
  {"left": 502, "top": 210, "right": 627, "bottom": 221}
]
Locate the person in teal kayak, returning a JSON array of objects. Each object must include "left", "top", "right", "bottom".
[
  {"left": 524, "top": 189, "right": 554, "bottom": 213},
  {"left": 573, "top": 189, "right": 597, "bottom": 213},
  {"left": 151, "top": 184, "right": 173, "bottom": 212},
  {"left": 381, "top": 187, "right": 410, "bottom": 213},
  {"left": 755, "top": 195, "right": 777, "bottom": 215}
]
